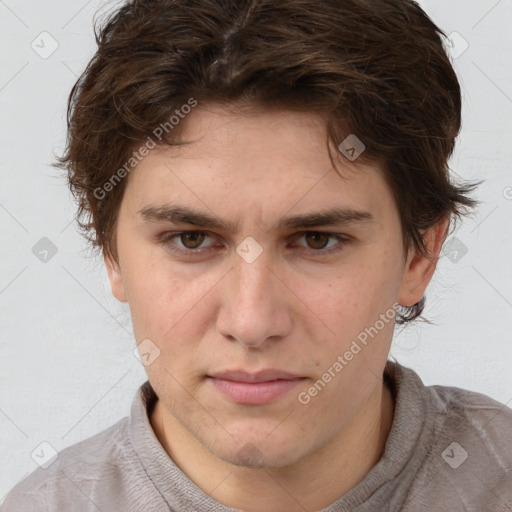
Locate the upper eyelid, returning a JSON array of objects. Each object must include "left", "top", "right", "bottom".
[
  {"left": 160, "top": 230, "right": 349, "bottom": 247},
  {"left": 160, "top": 229, "right": 347, "bottom": 238}
]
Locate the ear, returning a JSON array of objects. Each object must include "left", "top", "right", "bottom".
[
  {"left": 398, "top": 216, "right": 450, "bottom": 307},
  {"left": 104, "top": 252, "right": 128, "bottom": 303}
]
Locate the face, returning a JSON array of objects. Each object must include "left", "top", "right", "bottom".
[{"left": 106, "top": 104, "right": 436, "bottom": 468}]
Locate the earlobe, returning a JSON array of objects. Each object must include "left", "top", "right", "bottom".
[
  {"left": 398, "top": 216, "right": 450, "bottom": 307},
  {"left": 104, "top": 252, "right": 128, "bottom": 303}
]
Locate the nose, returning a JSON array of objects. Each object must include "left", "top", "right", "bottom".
[{"left": 216, "top": 251, "right": 293, "bottom": 349}]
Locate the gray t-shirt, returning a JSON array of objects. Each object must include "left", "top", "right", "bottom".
[{"left": 2, "top": 361, "right": 511, "bottom": 511}]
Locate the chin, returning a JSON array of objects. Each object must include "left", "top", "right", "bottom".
[{"left": 205, "top": 432, "right": 308, "bottom": 469}]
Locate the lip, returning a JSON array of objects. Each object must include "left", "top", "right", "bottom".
[
  {"left": 207, "top": 369, "right": 306, "bottom": 405},
  {"left": 209, "top": 369, "right": 303, "bottom": 383}
]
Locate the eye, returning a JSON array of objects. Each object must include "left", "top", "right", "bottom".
[
  {"left": 303, "top": 232, "right": 332, "bottom": 250},
  {"left": 294, "top": 231, "right": 349, "bottom": 255},
  {"left": 157, "top": 230, "right": 350, "bottom": 258},
  {"left": 178, "top": 232, "right": 207, "bottom": 249},
  {"left": 158, "top": 231, "right": 217, "bottom": 255}
]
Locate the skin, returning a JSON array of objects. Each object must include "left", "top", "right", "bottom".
[{"left": 105, "top": 104, "right": 448, "bottom": 512}]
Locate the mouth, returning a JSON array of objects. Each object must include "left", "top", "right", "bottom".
[{"left": 207, "top": 369, "right": 307, "bottom": 405}]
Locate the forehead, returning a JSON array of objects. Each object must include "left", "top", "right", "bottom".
[{"left": 121, "top": 105, "right": 396, "bottom": 229}]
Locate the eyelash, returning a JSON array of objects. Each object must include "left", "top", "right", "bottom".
[{"left": 157, "top": 231, "right": 350, "bottom": 257}]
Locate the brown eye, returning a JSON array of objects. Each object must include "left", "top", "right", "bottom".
[
  {"left": 304, "top": 232, "right": 330, "bottom": 250},
  {"left": 180, "top": 232, "right": 206, "bottom": 249}
]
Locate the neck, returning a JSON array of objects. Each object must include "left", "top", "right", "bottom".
[{"left": 150, "top": 379, "right": 395, "bottom": 512}]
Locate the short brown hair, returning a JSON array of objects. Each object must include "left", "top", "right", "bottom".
[{"left": 56, "top": 0, "right": 479, "bottom": 323}]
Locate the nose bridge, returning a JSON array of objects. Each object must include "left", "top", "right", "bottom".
[
  {"left": 217, "top": 250, "right": 291, "bottom": 347},
  {"left": 232, "top": 252, "right": 276, "bottom": 314}
]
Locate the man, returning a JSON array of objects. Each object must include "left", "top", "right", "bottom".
[{"left": 2, "top": 0, "right": 511, "bottom": 511}]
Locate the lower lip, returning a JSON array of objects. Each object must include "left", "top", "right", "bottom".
[{"left": 209, "top": 377, "right": 305, "bottom": 405}]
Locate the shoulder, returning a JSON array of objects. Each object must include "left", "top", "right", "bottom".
[
  {"left": 430, "top": 382, "right": 512, "bottom": 448},
  {"left": 406, "top": 380, "right": 512, "bottom": 511},
  {"left": 1, "top": 417, "right": 133, "bottom": 512},
  {"left": 392, "top": 362, "right": 512, "bottom": 451}
]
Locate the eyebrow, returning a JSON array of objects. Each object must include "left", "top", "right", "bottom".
[{"left": 137, "top": 204, "right": 374, "bottom": 232}]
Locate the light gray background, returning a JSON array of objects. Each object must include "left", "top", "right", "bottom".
[{"left": 1, "top": 0, "right": 511, "bottom": 503}]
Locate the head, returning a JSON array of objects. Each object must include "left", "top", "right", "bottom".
[{"left": 57, "top": 0, "right": 478, "bottom": 467}]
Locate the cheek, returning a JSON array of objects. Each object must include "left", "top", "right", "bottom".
[
  {"left": 303, "top": 261, "right": 399, "bottom": 332},
  {"left": 121, "top": 253, "right": 176, "bottom": 336},
  {"left": 128, "top": 277, "right": 182, "bottom": 338},
  {"left": 124, "top": 259, "right": 217, "bottom": 345}
]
